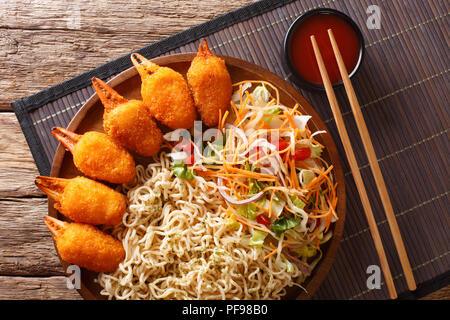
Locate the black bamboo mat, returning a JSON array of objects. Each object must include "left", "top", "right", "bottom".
[{"left": 12, "top": 0, "right": 449, "bottom": 300}]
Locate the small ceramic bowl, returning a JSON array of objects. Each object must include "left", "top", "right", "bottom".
[{"left": 283, "top": 8, "right": 365, "bottom": 91}]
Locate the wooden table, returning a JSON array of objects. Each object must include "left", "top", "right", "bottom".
[{"left": 0, "top": 0, "right": 447, "bottom": 300}]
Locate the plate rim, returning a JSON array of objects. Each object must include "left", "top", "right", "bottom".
[{"left": 49, "top": 53, "right": 346, "bottom": 300}]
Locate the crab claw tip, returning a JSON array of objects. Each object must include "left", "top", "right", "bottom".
[
  {"left": 35, "top": 176, "right": 68, "bottom": 200},
  {"left": 44, "top": 216, "right": 68, "bottom": 238},
  {"left": 130, "top": 53, "right": 159, "bottom": 76},
  {"left": 197, "top": 38, "right": 213, "bottom": 57},
  {"left": 51, "top": 127, "right": 80, "bottom": 153},
  {"left": 92, "top": 77, "right": 127, "bottom": 112}
]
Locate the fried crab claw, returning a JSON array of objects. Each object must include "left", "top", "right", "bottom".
[
  {"left": 91, "top": 77, "right": 163, "bottom": 157},
  {"left": 43, "top": 216, "right": 125, "bottom": 273},
  {"left": 130, "top": 52, "right": 197, "bottom": 129},
  {"left": 130, "top": 53, "right": 160, "bottom": 77},
  {"left": 92, "top": 77, "right": 128, "bottom": 113},
  {"left": 187, "top": 38, "right": 232, "bottom": 127},
  {"left": 36, "top": 176, "right": 126, "bottom": 225},
  {"left": 50, "top": 127, "right": 135, "bottom": 184}
]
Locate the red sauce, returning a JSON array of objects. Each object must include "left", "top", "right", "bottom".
[{"left": 289, "top": 13, "right": 360, "bottom": 85}]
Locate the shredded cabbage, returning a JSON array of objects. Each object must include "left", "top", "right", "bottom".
[
  {"left": 295, "top": 245, "right": 317, "bottom": 258},
  {"left": 281, "top": 256, "right": 295, "bottom": 273},
  {"left": 251, "top": 85, "right": 271, "bottom": 106},
  {"left": 226, "top": 215, "right": 240, "bottom": 230},
  {"left": 293, "top": 115, "right": 311, "bottom": 131},
  {"left": 249, "top": 230, "right": 268, "bottom": 246},
  {"left": 299, "top": 169, "right": 315, "bottom": 188}
]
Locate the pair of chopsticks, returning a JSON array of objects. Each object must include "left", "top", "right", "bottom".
[{"left": 310, "top": 30, "right": 416, "bottom": 299}]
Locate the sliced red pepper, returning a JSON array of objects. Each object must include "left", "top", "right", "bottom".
[
  {"left": 256, "top": 214, "right": 271, "bottom": 226},
  {"left": 293, "top": 147, "right": 311, "bottom": 161},
  {"left": 277, "top": 139, "right": 288, "bottom": 162},
  {"left": 277, "top": 138, "right": 288, "bottom": 151}
]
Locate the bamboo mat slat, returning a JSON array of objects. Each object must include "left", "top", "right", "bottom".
[{"left": 11, "top": 0, "right": 450, "bottom": 299}]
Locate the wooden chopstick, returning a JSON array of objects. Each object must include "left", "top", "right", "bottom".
[
  {"left": 327, "top": 29, "right": 417, "bottom": 292},
  {"left": 310, "top": 35, "right": 398, "bottom": 299}
]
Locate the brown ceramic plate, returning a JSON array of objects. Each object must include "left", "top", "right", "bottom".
[{"left": 48, "top": 53, "right": 346, "bottom": 300}]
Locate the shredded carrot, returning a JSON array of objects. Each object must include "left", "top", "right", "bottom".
[
  {"left": 221, "top": 110, "right": 229, "bottom": 131},
  {"left": 290, "top": 103, "right": 300, "bottom": 115},
  {"left": 325, "top": 197, "right": 337, "bottom": 231},
  {"left": 306, "top": 209, "right": 331, "bottom": 219},
  {"left": 230, "top": 179, "right": 250, "bottom": 190},
  {"left": 309, "top": 228, "right": 322, "bottom": 242},
  {"left": 269, "top": 190, "right": 275, "bottom": 218},
  {"left": 234, "top": 94, "right": 251, "bottom": 126},
  {"left": 226, "top": 179, "right": 241, "bottom": 200},
  {"left": 218, "top": 109, "right": 223, "bottom": 131},
  {"left": 264, "top": 243, "right": 288, "bottom": 260},
  {"left": 284, "top": 205, "right": 296, "bottom": 214},
  {"left": 230, "top": 101, "right": 239, "bottom": 118},
  {"left": 310, "top": 138, "right": 324, "bottom": 148},
  {"left": 290, "top": 158, "right": 299, "bottom": 189},
  {"left": 315, "top": 190, "right": 320, "bottom": 207},
  {"left": 251, "top": 143, "right": 291, "bottom": 167},
  {"left": 217, "top": 173, "right": 276, "bottom": 182},
  {"left": 306, "top": 165, "right": 334, "bottom": 190},
  {"left": 225, "top": 167, "right": 276, "bottom": 179},
  {"left": 285, "top": 111, "right": 296, "bottom": 129},
  {"left": 253, "top": 202, "right": 270, "bottom": 214},
  {"left": 310, "top": 209, "right": 329, "bottom": 214},
  {"left": 194, "top": 168, "right": 225, "bottom": 176},
  {"left": 279, "top": 119, "right": 289, "bottom": 129}
]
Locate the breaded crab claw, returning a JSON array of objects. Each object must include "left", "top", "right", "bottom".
[
  {"left": 51, "top": 127, "right": 136, "bottom": 184},
  {"left": 187, "top": 39, "right": 232, "bottom": 127},
  {"left": 130, "top": 53, "right": 197, "bottom": 129},
  {"left": 92, "top": 77, "right": 163, "bottom": 157},
  {"left": 36, "top": 176, "right": 126, "bottom": 225},
  {"left": 44, "top": 216, "right": 125, "bottom": 273}
]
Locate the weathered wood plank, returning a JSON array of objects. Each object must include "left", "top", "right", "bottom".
[
  {"left": 0, "top": 0, "right": 254, "bottom": 110},
  {"left": 0, "top": 112, "right": 42, "bottom": 197},
  {"left": 0, "top": 276, "right": 81, "bottom": 299},
  {"left": 0, "top": 197, "right": 62, "bottom": 276}
]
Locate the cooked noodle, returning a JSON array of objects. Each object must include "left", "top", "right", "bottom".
[{"left": 97, "top": 151, "right": 303, "bottom": 300}]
